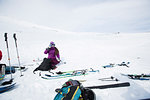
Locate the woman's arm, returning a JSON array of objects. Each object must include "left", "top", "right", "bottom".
[{"left": 44, "top": 48, "right": 50, "bottom": 54}]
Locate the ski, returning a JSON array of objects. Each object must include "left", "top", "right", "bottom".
[
  {"left": 102, "top": 64, "right": 115, "bottom": 68},
  {"left": 44, "top": 68, "right": 99, "bottom": 78},
  {"left": 56, "top": 69, "right": 88, "bottom": 75},
  {"left": 45, "top": 73, "right": 74, "bottom": 77},
  {"left": 42, "top": 70, "right": 88, "bottom": 80},
  {"left": 102, "top": 62, "right": 130, "bottom": 68},
  {"left": 85, "top": 82, "right": 130, "bottom": 89},
  {"left": 89, "top": 68, "right": 100, "bottom": 73},
  {"left": 45, "top": 71, "right": 87, "bottom": 77},
  {"left": 0, "top": 79, "right": 16, "bottom": 94},
  {"left": 41, "top": 73, "right": 88, "bottom": 80},
  {"left": 121, "top": 73, "right": 150, "bottom": 80},
  {"left": 56, "top": 68, "right": 99, "bottom": 75},
  {"left": 0, "top": 83, "right": 16, "bottom": 94},
  {"left": 41, "top": 68, "right": 99, "bottom": 80}
]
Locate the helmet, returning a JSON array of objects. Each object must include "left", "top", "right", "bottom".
[
  {"left": 50, "top": 41, "right": 55, "bottom": 45},
  {"left": 49, "top": 41, "right": 55, "bottom": 47}
]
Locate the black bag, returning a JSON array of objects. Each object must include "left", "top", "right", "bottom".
[
  {"left": 33, "top": 58, "right": 55, "bottom": 72},
  {"left": 38, "top": 58, "right": 52, "bottom": 71},
  {"left": 81, "top": 88, "right": 96, "bottom": 100}
]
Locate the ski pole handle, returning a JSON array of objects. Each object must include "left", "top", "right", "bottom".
[
  {"left": 13, "top": 33, "right": 18, "bottom": 47},
  {"left": 4, "top": 33, "right": 8, "bottom": 41},
  {"left": 13, "top": 33, "right": 17, "bottom": 41}
]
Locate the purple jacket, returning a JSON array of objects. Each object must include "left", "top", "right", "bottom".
[{"left": 44, "top": 47, "right": 60, "bottom": 66}]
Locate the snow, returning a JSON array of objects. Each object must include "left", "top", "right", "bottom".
[
  {"left": 0, "top": 27, "right": 150, "bottom": 100},
  {"left": 0, "top": 5, "right": 150, "bottom": 99}
]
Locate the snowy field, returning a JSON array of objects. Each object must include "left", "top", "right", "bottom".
[
  {"left": 0, "top": 24, "right": 150, "bottom": 100},
  {"left": 0, "top": 0, "right": 150, "bottom": 100}
]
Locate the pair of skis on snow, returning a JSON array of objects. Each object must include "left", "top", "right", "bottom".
[
  {"left": 41, "top": 68, "right": 120, "bottom": 82},
  {"left": 41, "top": 67, "right": 150, "bottom": 81},
  {"left": 102, "top": 62, "right": 130, "bottom": 68},
  {"left": 121, "top": 73, "right": 150, "bottom": 80},
  {"left": 44, "top": 69, "right": 130, "bottom": 90},
  {"left": 98, "top": 74, "right": 150, "bottom": 81},
  {"left": 41, "top": 68, "right": 100, "bottom": 80}
]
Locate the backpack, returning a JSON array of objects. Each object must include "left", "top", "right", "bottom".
[
  {"left": 54, "top": 79, "right": 96, "bottom": 100},
  {"left": 81, "top": 88, "right": 96, "bottom": 100},
  {"left": 54, "top": 85, "right": 82, "bottom": 100}
]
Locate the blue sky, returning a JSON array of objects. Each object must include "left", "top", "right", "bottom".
[{"left": 0, "top": 0, "right": 150, "bottom": 33}]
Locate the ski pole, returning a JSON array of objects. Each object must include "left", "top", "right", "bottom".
[
  {"left": 13, "top": 33, "right": 23, "bottom": 76},
  {"left": 4, "top": 33, "right": 13, "bottom": 79}
]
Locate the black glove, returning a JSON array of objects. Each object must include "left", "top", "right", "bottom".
[{"left": 46, "top": 47, "right": 50, "bottom": 51}]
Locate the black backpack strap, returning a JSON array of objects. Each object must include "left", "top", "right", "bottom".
[{"left": 63, "top": 86, "right": 80, "bottom": 100}]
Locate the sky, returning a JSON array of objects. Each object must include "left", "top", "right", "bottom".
[{"left": 0, "top": 0, "right": 150, "bottom": 33}]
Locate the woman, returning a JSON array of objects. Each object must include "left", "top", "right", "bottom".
[
  {"left": 33, "top": 41, "right": 60, "bottom": 73},
  {"left": 44, "top": 41, "right": 60, "bottom": 67}
]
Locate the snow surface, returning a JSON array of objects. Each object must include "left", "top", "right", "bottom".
[{"left": 0, "top": 18, "right": 150, "bottom": 100}]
